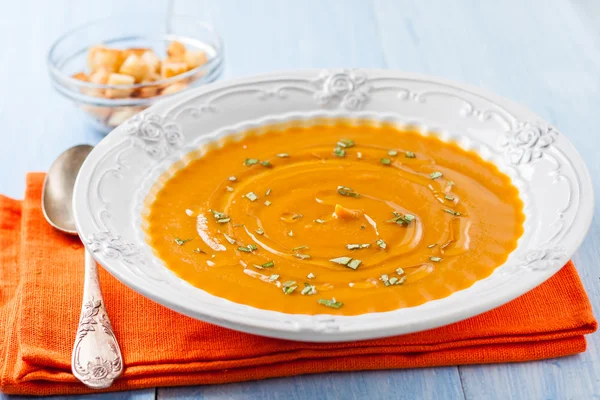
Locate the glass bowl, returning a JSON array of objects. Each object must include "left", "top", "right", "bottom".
[{"left": 47, "top": 14, "right": 224, "bottom": 134}]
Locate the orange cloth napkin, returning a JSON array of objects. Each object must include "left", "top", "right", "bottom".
[{"left": 0, "top": 173, "right": 596, "bottom": 396}]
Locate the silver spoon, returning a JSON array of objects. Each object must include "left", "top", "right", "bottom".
[{"left": 42, "top": 144, "right": 123, "bottom": 389}]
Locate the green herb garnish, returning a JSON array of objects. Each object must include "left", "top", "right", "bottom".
[
  {"left": 347, "top": 259, "right": 362, "bottom": 270},
  {"left": 333, "top": 147, "right": 346, "bottom": 157},
  {"left": 445, "top": 195, "right": 455, "bottom": 201},
  {"left": 388, "top": 150, "right": 398, "bottom": 156},
  {"left": 405, "top": 151, "right": 415, "bottom": 158},
  {"left": 430, "top": 171, "right": 443, "bottom": 180},
  {"left": 329, "top": 256, "right": 353, "bottom": 266},
  {"left": 282, "top": 281, "right": 298, "bottom": 295},
  {"left": 346, "top": 244, "right": 370, "bottom": 250},
  {"left": 386, "top": 211, "right": 415, "bottom": 226},
  {"left": 389, "top": 277, "right": 399, "bottom": 285},
  {"left": 380, "top": 158, "right": 391, "bottom": 165},
  {"left": 317, "top": 298, "right": 343, "bottom": 309},
  {"left": 337, "top": 186, "right": 360, "bottom": 197},
  {"left": 396, "top": 267, "right": 405, "bottom": 275},
  {"left": 238, "top": 244, "right": 258, "bottom": 253},
  {"left": 301, "top": 283, "right": 317, "bottom": 295},
  {"left": 217, "top": 218, "right": 231, "bottom": 223},
  {"left": 269, "top": 274, "right": 280, "bottom": 281},
  {"left": 255, "top": 228, "right": 264, "bottom": 235},
  {"left": 443, "top": 209, "right": 461, "bottom": 216},
  {"left": 337, "top": 139, "right": 355, "bottom": 148},
  {"left": 264, "top": 200, "right": 272, "bottom": 206},
  {"left": 276, "top": 153, "right": 289, "bottom": 158},
  {"left": 376, "top": 239, "right": 387, "bottom": 249},
  {"left": 174, "top": 238, "right": 192, "bottom": 246},
  {"left": 245, "top": 192, "right": 258, "bottom": 201},
  {"left": 430, "top": 256, "right": 442, "bottom": 262},
  {"left": 260, "top": 160, "right": 272, "bottom": 168},
  {"left": 261, "top": 260, "right": 274, "bottom": 268},
  {"left": 307, "top": 272, "right": 315, "bottom": 279},
  {"left": 244, "top": 158, "right": 259, "bottom": 166}
]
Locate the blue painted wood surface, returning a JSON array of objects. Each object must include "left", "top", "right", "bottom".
[{"left": 0, "top": 0, "right": 598, "bottom": 398}]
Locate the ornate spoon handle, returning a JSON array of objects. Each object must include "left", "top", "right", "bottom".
[{"left": 71, "top": 250, "right": 123, "bottom": 389}]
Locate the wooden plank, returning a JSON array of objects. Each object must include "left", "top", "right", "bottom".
[
  {"left": 157, "top": 368, "right": 465, "bottom": 400},
  {"left": 0, "top": 388, "right": 156, "bottom": 400}
]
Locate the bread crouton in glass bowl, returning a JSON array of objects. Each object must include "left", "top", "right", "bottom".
[{"left": 47, "top": 15, "right": 223, "bottom": 134}]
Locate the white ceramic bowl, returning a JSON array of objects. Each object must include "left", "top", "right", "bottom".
[{"left": 72, "top": 69, "right": 593, "bottom": 342}]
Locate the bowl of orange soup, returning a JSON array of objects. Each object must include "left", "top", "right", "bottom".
[{"left": 73, "top": 70, "right": 593, "bottom": 341}]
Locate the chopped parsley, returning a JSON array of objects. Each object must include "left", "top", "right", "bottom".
[
  {"left": 238, "top": 244, "right": 258, "bottom": 253},
  {"left": 445, "top": 195, "right": 455, "bottom": 201},
  {"left": 380, "top": 158, "right": 391, "bottom": 165},
  {"left": 396, "top": 267, "right": 405, "bottom": 275},
  {"left": 346, "top": 244, "right": 370, "bottom": 250},
  {"left": 269, "top": 274, "right": 279, "bottom": 281},
  {"left": 282, "top": 280, "right": 298, "bottom": 294},
  {"left": 405, "top": 151, "right": 416, "bottom": 158},
  {"left": 337, "top": 186, "right": 360, "bottom": 197},
  {"left": 174, "top": 238, "right": 192, "bottom": 246},
  {"left": 388, "top": 150, "right": 398, "bottom": 156},
  {"left": 329, "top": 256, "right": 361, "bottom": 270},
  {"left": 245, "top": 192, "right": 258, "bottom": 201},
  {"left": 261, "top": 260, "right": 274, "bottom": 268},
  {"left": 333, "top": 147, "right": 346, "bottom": 157},
  {"left": 264, "top": 200, "right": 272, "bottom": 206},
  {"left": 430, "top": 171, "right": 443, "bottom": 180},
  {"left": 307, "top": 272, "right": 315, "bottom": 279},
  {"left": 255, "top": 228, "right": 264, "bottom": 235},
  {"left": 329, "top": 256, "right": 353, "bottom": 266},
  {"left": 244, "top": 158, "right": 259, "bottom": 166},
  {"left": 301, "top": 283, "right": 317, "bottom": 295},
  {"left": 376, "top": 239, "right": 387, "bottom": 249},
  {"left": 386, "top": 211, "right": 416, "bottom": 226},
  {"left": 443, "top": 209, "right": 461, "bottom": 216},
  {"left": 337, "top": 139, "right": 355, "bottom": 148},
  {"left": 318, "top": 298, "right": 343, "bottom": 309},
  {"left": 260, "top": 160, "right": 272, "bottom": 168}
]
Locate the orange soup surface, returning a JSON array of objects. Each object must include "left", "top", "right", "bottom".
[{"left": 144, "top": 121, "right": 524, "bottom": 315}]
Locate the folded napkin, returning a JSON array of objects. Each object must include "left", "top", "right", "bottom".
[{"left": 0, "top": 173, "right": 596, "bottom": 395}]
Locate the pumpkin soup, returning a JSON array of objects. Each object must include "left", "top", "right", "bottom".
[{"left": 144, "top": 120, "right": 524, "bottom": 315}]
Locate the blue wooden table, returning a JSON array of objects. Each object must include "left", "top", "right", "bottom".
[{"left": 1, "top": 0, "right": 599, "bottom": 398}]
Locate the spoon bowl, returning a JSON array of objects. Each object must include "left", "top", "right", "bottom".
[{"left": 42, "top": 144, "right": 93, "bottom": 235}]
